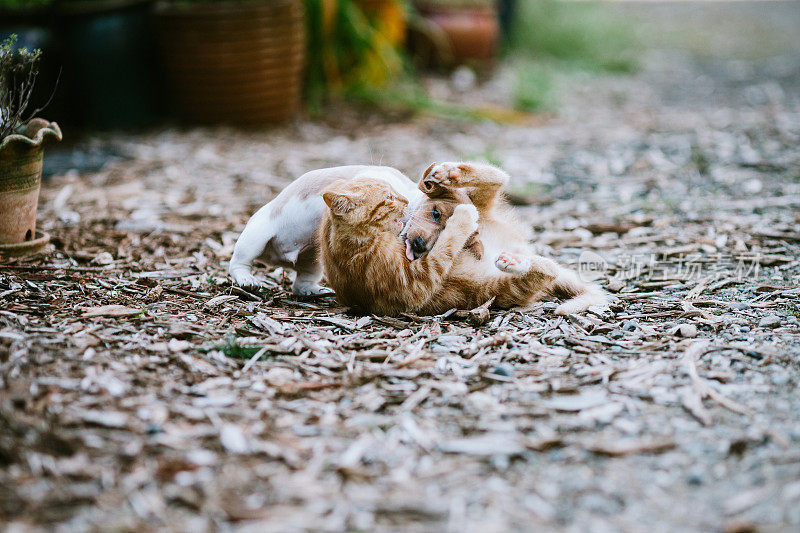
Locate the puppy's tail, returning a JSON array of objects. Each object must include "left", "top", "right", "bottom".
[{"left": 549, "top": 267, "right": 608, "bottom": 315}]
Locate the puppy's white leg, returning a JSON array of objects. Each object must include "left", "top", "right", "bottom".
[
  {"left": 291, "top": 247, "right": 333, "bottom": 296},
  {"left": 229, "top": 204, "right": 273, "bottom": 288}
]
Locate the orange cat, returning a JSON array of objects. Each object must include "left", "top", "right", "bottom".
[
  {"left": 318, "top": 176, "right": 480, "bottom": 315},
  {"left": 318, "top": 163, "right": 605, "bottom": 316}
]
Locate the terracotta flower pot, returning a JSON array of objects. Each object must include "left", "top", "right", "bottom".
[
  {"left": 414, "top": 1, "right": 499, "bottom": 67},
  {"left": 154, "top": 0, "right": 306, "bottom": 125},
  {"left": 0, "top": 118, "right": 62, "bottom": 253}
]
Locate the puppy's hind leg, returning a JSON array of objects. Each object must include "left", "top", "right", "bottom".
[
  {"left": 291, "top": 246, "right": 333, "bottom": 296},
  {"left": 229, "top": 204, "right": 274, "bottom": 288},
  {"left": 552, "top": 268, "right": 608, "bottom": 315},
  {"left": 494, "top": 252, "right": 607, "bottom": 314},
  {"left": 492, "top": 252, "right": 559, "bottom": 308}
]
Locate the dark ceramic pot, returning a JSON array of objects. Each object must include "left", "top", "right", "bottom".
[
  {"left": 154, "top": 0, "right": 305, "bottom": 125},
  {"left": 0, "top": 119, "right": 62, "bottom": 251},
  {"left": 58, "top": 0, "right": 158, "bottom": 130}
]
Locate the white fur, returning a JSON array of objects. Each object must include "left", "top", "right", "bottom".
[
  {"left": 230, "top": 165, "right": 424, "bottom": 294},
  {"left": 455, "top": 204, "right": 480, "bottom": 232}
]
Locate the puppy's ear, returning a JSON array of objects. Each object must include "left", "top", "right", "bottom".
[
  {"left": 422, "top": 162, "right": 436, "bottom": 180},
  {"left": 419, "top": 164, "right": 451, "bottom": 198},
  {"left": 418, "top": 163, "right": 440, "bottom": 196},
  {"left": 322, "top": 191, "right": 355, "bottom": 216}
]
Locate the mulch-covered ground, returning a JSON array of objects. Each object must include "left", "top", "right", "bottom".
[{"left": 2, "top": 3, "right": 800, "bottom": 531}]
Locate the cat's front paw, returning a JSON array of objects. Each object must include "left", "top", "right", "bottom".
[
  {"left": 452, "top": 204, "right": 479, "bottom": 233},
  {"left": 495, "top": 252, "right": 530, "bottom": 275}
]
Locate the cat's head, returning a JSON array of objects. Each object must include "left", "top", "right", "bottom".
[
  {"left": 322, "top": 177, "right": 408, "bottom": 234},
  {"left": 399, "top": 166, "right": 482, "bottom": 261}
]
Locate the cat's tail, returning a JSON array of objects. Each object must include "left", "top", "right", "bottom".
[{"left": 550, "top": 267, "right": 608, "bottom": 315}]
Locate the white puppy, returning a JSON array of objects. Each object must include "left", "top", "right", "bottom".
[{"left": 229, "top": 165, "right": 425, "bottom": 295}]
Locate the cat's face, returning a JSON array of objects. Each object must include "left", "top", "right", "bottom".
[{"left": 322, "top": 177, "right": 408, "bottom": 234}]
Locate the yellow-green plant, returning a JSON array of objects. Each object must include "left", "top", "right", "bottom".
[{"left": 304, "top": 0, "right": 404, "bottom": 109}]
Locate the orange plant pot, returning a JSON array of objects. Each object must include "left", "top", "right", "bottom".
[
  {"left": 415, "top": 2, "right": 499, "bottom": 66},
  {"left": 0, "top": 119, "right": 62, "bottom": 251}
]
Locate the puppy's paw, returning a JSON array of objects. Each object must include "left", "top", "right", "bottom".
[
  {"left": 231, "top": 270, "right": 262, "bottom": 288},
  {"left": 423, "top": 162, "right": 463, "bottom": 191},
  {"left": 495, "top": 252, "right": 530, "bottom": 275},
  {"left": 432, "top": 162, "right": 462, "bottom": 183},
  {"left": 452, "top": 204, "right": 479, "bottom": 232},
  {"left": 292, "top": 282, "right": 334, "bottom": 296}
]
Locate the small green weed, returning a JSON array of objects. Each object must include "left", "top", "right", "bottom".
[
  {"left": 782, "top": 306, "right": 800, "bottom": 318},
  {"left": 215, "top": 335, "right": 264, "bottom": 359}
]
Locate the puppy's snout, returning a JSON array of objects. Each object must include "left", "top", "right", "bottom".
[{"left": 411, "top": 236, "right": 427, "bottom": 256}]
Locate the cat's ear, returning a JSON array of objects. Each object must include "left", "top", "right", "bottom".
[{"left": 322, "top": 191, "right": 355, "bottom": 216}]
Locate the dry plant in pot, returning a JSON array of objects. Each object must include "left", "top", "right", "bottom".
[{"left": 0, "top": 35, "right": 62, "bottom": 259}]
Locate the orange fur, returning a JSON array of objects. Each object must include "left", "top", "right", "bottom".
[
  {"left": 318, "top": 177, "right": 479, "bottom": 315},
  {"left": 319, "top": 163, "right": 608, "bottom": 316}
]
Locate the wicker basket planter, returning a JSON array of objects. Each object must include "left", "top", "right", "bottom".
[{"left": 154, "top": 0, "right": 305, "bottom": 125}]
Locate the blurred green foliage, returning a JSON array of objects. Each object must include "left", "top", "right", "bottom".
[
  {"left": 506, "top": 0, "right": 638, "bottom": 112},
  {"left": 348, "top": 79, "right": 487, "bottom": 120},
  {"left": 0, "top": 0, "right": 53, "bottom": 7},
  {"left": 304, "top": 0, "right": 403, "bottom": 111},
  {"left": 507, "top": 0, "right": 637, "bottom": 72},
  {"left": 512, "top": 60, "right": 554, "bottom": 112}
]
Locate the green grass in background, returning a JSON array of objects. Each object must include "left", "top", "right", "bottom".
[
  {"left": 507, "top": 0, "right": 638, "bottom": 72},
  {"left": 512, "top": 60, "right": 555, "bottom": 112},
  {"left": 505, "top": 0, "right": 638, "bottom": 112}
]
